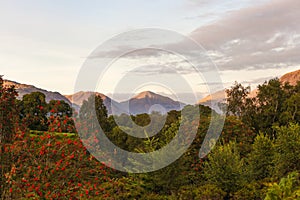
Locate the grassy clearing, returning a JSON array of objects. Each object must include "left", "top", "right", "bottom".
[{"left": 30, "top": 130, "right": 77, "bottom": 139}]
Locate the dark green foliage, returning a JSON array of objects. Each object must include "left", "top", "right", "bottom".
[
  {"left": 233, "top": 181, "right": 267, "bottom": 200},
  {"left": 17, "top": 92, "right": 76, "bottom": 132},
  {"left": 220, "top": 116, "right": 256, "bottom": 156},
  {"left": 79, "top": 94, "right": 110, "bottom": 132},
  {"left": 265, "top": 172, "right": 300, "bottom": 200},
  {"left": 273, "top": 123, "right": 300, "bottom": 178},
  {"left": 226, "top": 79, "right": 300, "bottom": 135},
  {"left": 247, "top": 133, "right": 274, "bottom": 181},
  {"left": 48, "top": 99, "right": 73, "bottom": 117},
  {"left": 203, "top": 142, "right": 245, "bottom": 196},
  {"left": 256, "top": 79, "right": 286, "bottom": 134},
  {"left": 165, "top": 110, "right": 181, "bottom": 125},
  {"left": 281, "top": 92, "right": 300, "bottom": 123},
  {"left": 131, "top": 113, "right": 151, "bottom": 127},
  {"left": 226, "top": 81, "right": 251, "bottom": 117},
  {"left": 178, "top": 184, "right": 226, "bottom": 200},
  {"left": 78, "top": 94, "right": 111, "bottom": 141},
  {"left": 21, "top": 92, "right": 48, "bottom": 131}
]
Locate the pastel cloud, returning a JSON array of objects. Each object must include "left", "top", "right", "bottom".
[{"left": 189, "top": 0, "right": 300, "bottom": 70}]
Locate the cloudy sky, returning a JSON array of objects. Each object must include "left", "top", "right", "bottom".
[{"left": 0, "top": 0, "right": 299, "bottom": 103}]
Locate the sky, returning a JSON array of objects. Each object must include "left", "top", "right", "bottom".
[{"left": 1, "top": 0, "right": 299, "bottom": 103}]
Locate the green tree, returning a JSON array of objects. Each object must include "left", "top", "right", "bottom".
[
  {"left": 255, "top": 78, "right": 288, "bottom": 135},
  {"left": 203, "top": 142, "right": 245, "bottom": 197},
  {"left": 165, "top": 110, "right": 181, "bottom": 125},
  {"left": 78, "top": 93, "right": 112, "bottom": 159},
  {"left": 47, "top": 100, "right": 72, "bottom": 117},
  {"left": 133, "top": 119, "right": 195, "bottom": 195},
  {"left": 281, "top": 93, "right": 300, "bottom": 123},
  {"left": 226, "top": 78, "right": 300, "bottom": 135},
  {"left": 273, "top": 123, "right": 300, "bottom": 178},
  {"left": 79, "top": 94, "right": 110, "bottom": 133},
  {"left": 131, "top": 113, "right": 150, "bottom": 127},
  {"left": 247, "top": 133, "right": 274, "bottom": 181},
  {"left": 226, "top": 81, "right": 250, "bottom": 117},
  {"left": 21, "top": 92, "right": 48, "bottom": 131}
]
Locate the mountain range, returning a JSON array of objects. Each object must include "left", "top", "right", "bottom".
[
  {"left": 3, "top": 80, "right": 72, "bottom": 104},
  {"left": 65, "top": 91, "right": 185, "bottom": 115},
  {"left": 3, "top": 80, "right": 185, "bottom": 115},
  {"left": 3, "top": 69, "right": 299, "bottom": 115}
]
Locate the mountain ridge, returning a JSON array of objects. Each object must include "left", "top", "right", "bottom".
[
  {"left": 280, "top": 69, "right": 300, "bottom": 86},
  {"left": 3, "top": 78, "right": 186, "bottom": 115},
  {"left": 198, "top": 69, "right": 300, "bottom": 110},
  {"left": 120, "top": 91, "right": 185, "bottom": 115},
  {"left": 65, "top": 90, "right": 185, "bottom": 115},
  {"left": 65, "top": 91, "right": 122, "bottom": 115},
  {"left": 3, "top": 79, "right": 72, "bottom": 105}
]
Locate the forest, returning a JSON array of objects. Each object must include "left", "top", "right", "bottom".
[{"left": 1, "top": 75, "right": 300, "bottom": 199}]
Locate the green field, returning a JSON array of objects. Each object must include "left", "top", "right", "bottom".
[{"left": 29, "top": 130, "right": 77, "bottom": 139}]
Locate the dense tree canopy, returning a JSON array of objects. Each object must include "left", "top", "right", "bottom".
[{"left": 226, "top": 79, "right": 300, "bottom": 135}]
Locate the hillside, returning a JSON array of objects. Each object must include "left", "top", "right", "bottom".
[
  {"left": 3, "top": 80, "right": 71, "bottom": 105},
  {"left": 280, "top": 69, "right": 300, "bottom": 86},
  {"left": 198, "top": 69, "right": 300, "bottom": 111}
]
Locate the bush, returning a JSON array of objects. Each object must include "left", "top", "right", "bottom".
[
  {"left": 178, "top": 184, "right": 226, "bottom": 200},
  {"left": 233, "top": 181, "right": 267, "bottom": 200},
  {"left": 265, "top": 171, "right": 300, "bottom": 200},
  {"left": 2, "top": 131, "right": 120, "bottom": 199}
]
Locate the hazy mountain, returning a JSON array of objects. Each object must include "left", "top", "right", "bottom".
[
  {"left": 65, "top": 91, "right": 185, "bottom": 115},
  {"left": 198, "top": 90, "right": 227, "bottom": 105},
  {"left": 1, "top": 79, "right": 204, "bottom": 115},
  {"left": 106, "top": 92, "right": 203, "bottom": 105},
  {"left": 3, "top": 80, "right": 71, "bottom": 105},
  {"left": 65, "top": 91, "right": 108, "bottom": 106},
  {"left": 197, "top": 90, "right": 226, "bottom": 114},
  {"left": 65, "top": 91, "right": 124, "bottom": 115},
  {"left": 120, "top": 91, "right": 185, "bottom": 115}
]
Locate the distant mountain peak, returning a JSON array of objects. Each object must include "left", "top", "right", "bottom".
[
  {"left": 119, "top": 91, "right": 185, "bottom": 115},
  {"left": 133, "top": 91, "right": 157, "bottom": 99},
  {"left": 280, "top": 69, "right": 300, "bottom": 86},
  {"left": 64, "top": 91, "right": 108, "bottom": 106}
]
